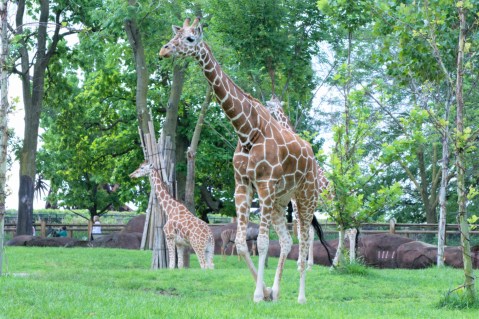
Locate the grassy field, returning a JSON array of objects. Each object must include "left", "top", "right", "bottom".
[{"left": 0, "top": 247, "right": 477, "bottom": 319}]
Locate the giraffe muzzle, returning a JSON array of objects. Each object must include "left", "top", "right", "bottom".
[{"left": 159, "top": 44, "right": 174, "bottom": 58}]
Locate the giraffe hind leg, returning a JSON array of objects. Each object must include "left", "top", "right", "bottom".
[
  {"left": 297, "top": 215, "right": 313, "bottom": 304},
  {"left": 270, "top": 208, "right": 292, "bottom": 301},
  {"left": 307, "top": 226, "right": 314, "bottom": 270}
]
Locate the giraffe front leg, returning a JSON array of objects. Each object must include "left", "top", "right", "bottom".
[
  {"left": 163, "top": 222, "right": 176, "bottom": 269},
  {"left": 176, "top": 244, "right": 185, "bottom": 269},
  {"left": 206, "top": 240, "right": 215, "bottom": 269},
  {"left": 192, "top": 243, "right": 208, "bottom": 269},
  {"left": 271, "top": 209, "right": 292, "bottom": 301},
  {"left": 165, "top": 236, "right": 176, "bottom": 269}
]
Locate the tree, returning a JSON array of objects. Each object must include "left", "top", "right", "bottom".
[
  {"left": 38, "top": 65, "right": 140, "bottom": 219},
  {"left": 324, "top": 89, "right": 401, "bottom": 267},
  {"left": 210, "top": 0, "right": 325, "bottom": 126},
  {"left": 12, "top": 0, "right": 96, "bottom": 234},
  {"left": 0, "top": 0, "right": 9, "bottom": 276},
  {"left": 454, "top": 0, "right": 475, "bottom": 301},
  {"left": 318, "top": 0, "right": 400, "bottom": 267},
  {"left": 185, "top": 86, "right": 212, "bottom": 213}
]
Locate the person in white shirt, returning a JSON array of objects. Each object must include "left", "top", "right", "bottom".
[{"left": 92, "top": 215, "right": 102, "bottom": 240}]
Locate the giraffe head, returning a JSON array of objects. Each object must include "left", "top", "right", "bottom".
[
  {"left": 129, "top": 161, "right": 152, "bottom": 178},
  {"left": 265, "top": 95, "right": 284, "bottom": 114},
  {"left": 159, "top": 17, "right": 203, "bottom": 59}
]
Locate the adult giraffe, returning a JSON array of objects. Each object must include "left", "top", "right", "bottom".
[{"left": 159, "top": 17, "right": 329, "bottom": 303}]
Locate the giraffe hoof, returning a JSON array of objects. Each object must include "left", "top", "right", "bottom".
[
  {"left": 253, "top": 294, "right": 264, "bottom": 303},
  {"left": 265, "top": 287, "right": 273, "bottom": 301},
  {"left": 298, "top": 296, "right": 307, "bottom": 304}
]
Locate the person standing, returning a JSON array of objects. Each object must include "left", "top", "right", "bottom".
[
  {"left": 58, "top": 226, "right": 67, "bottom": 237},
  {"left": 91, "top": 215, "right": 102, "bottom": 240}
]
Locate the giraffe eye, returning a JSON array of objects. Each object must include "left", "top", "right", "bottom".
[{"left": 186, "top": 36, "right": 195, "bottom": 43}]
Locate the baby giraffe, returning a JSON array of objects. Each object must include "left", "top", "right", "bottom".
[{"left": 130, "top": 161, "right": 215, "bottom": 269}]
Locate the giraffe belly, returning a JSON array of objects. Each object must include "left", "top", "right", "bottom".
[{"left": 175, "top": 235, "right": 189, "bottom": 247}]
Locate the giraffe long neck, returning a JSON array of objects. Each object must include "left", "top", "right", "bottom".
[
  {"left": 195, "top": 43, "right": 264, "bottom": 146},
  {"left": 149, "top": 168, "right": 177, "bottom": 216}
]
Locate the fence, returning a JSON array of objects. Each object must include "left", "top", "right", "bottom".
[
  {"left": 4, "top": 221, "right": 125, "bottom": 240},
  {"left": 3, "top": 213, "right": 135, "bottom": 225},
  {"left": 317, "top": 220, "right": 479, "bottom": 246},
  {"left": 4, "top": 220, "right": 479, "bottom": 246}
]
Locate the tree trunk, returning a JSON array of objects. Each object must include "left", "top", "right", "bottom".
[
  {"left": 160, "top": 62, "right": 187, "bottom": 267},
  {"left": 123, "top": 3, "right": 150, "bottom": 134},
  {"left": 124, "top": 1, "right": 169, "bottom": 268},
  {"left": 185, "top": 87, "right": 212, "bottom": 212},
  {"left": 455, "top": 3, "right": 475, "bottom": 300},
  {"left": 332, "top": 226, "right": 346, "bottom": 267},
  {"left": 437, "top": 99, "right": 451, "bottom": 267},
  {"left": 175, "top": 133, "right": 188, "bottom": 202},
  {"left": 16, "top": 0, "right": 60, "bottom": 235},
  {"left": 0, "top": 0, "right": 8, "bottom": 276},
  {"left": 346, "top": 228, "right": 357, "bottom": 263}
]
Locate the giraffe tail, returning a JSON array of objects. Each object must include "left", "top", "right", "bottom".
[{"left": 311, "top": 215, "right": 333, "bottom": 266}]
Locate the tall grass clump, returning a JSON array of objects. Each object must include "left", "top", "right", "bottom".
[
  {"left": 438, "top": 286, "right": 479, "bottom": 309},
  {"left": 330, "top": 258, "right": 369, "bottom": 276}
]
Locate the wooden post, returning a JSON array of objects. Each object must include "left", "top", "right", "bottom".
[
  {"left": 88, "top": 220, "right": 93, "bottom": 241},
  {"left": 139, "top": 121, "right": 169, "bottom": 268},
  {"left": 40, "top": 220, "right": 46, "bottom": 237},
  {"left": 389, "top": 218, "right": 396, "bottom": 234}
]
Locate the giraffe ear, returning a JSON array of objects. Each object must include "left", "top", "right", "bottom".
[{"left": 172, "top": 25, "right": 181, "bottom": 34}]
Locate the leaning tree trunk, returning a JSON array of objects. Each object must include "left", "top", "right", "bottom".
[
  {"left": 0, "top": 0, "right": 8, "bottom": 276},
  {"left": 185, "top": 87, "right": 212, "bottom": 213},
  {"left": 332, "top": 226, "right": 347, "bottom": 267},
  {"left": 455, "top": 3, "right": 475, "bottom": 300}
]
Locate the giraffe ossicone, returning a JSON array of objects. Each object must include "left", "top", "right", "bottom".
[
  {"left": 130, "top": 161, "right": 215, "bottom": 270},
  {"left": 160, "top": 17, "right": 330, "bottom": 303}
]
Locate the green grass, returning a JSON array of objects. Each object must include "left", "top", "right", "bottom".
[{"left": 0, "top": 247, "right": 478, "bottom": 319}]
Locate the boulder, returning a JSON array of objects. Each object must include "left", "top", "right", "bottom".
[
  {"left": 356, "top": 233, "right": 414, "bottom": 268},
  {"left": 7, "top": 236, "right": 81, "bottom": 247},
  {"left": 442, "top": 245, "right": 479, "bottom": 269},
  {"left": 90, "top": 232, "right": 142, "bottom": 249},
  {"left": 121, "top": 214, "right": 145, "bottom": 233},
  {"left": 6, "top": 235, "right": 35, "bottom": 246},
  {"left": 396, "top": 241, "right": 436, "bottom": 269}
]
